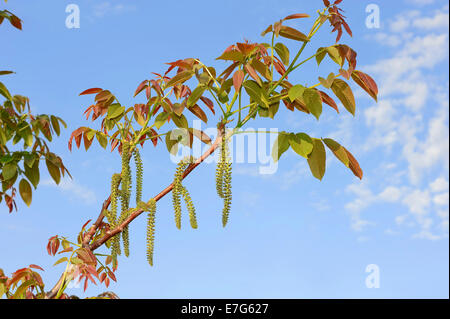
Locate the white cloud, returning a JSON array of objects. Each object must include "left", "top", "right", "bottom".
[
  {"left": 409, "top": 0, "right": 435, "bottom": 5},
  {"left": 413, "top": 10, "right": 449, "bottom": 29},
  {"left": 430, "top": 177, "right": 449, "bottom": 192},
  {"left": 42, "top": 178, "right": 97, "bottom": 205},
  {"left": 93, "top": 2, "right": 136, "bottom": 18}
]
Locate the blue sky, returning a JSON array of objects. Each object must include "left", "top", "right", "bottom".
[{"left": 1, "top": 0, "right": 448, "bottom": 298}]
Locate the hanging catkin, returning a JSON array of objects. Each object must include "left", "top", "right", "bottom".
[
  {"left": 134, "top": 148, "right": 143, "bottom": 205},
  {"left": 172, "top": 156, "right": 197, "bottom": 229},
  {"left": 107, "top": 173, "right": 121, "bottom": 227},
  {"left": 144, "top": 199, "right": 157, "bottom": 266},
  {"left": 216, "top": 132, "right": 232, "bottom": 227},
  {"left": 120, "top": 142, "right": 132, "bottom": 214},
  {"left": 180, "top": 185, "right": 197, "bottom": 229}
]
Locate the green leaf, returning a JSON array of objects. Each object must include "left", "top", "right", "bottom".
[
  {"left": 166, "top": 70, "right": 194, "bottom": 88},
  {"left": 165, "top": 132, "right": 179, "bottom": 155},
  {"left": 171, "top": 113, "right": 188, "bottom": 129},
  {"left": 24, "top": 159, "right": 40, "bottom": 188},
  {"left": 288, "top": 84, "right": 305, "bottom": 102},
  {"left": 274, "top": 42, "right": 290, "bottom": 65},
  {"left": 216, "top": 50, "right": 244, "bottom": 62},
  {"left": 326, "top": 46, "right": 343, "bottom": 66},
  {"left": 154, "top": 112, "right": 169, "bottom": 129},
  {"left": 315, "top": 47, "right": 327, "bottom": 66},
  {"left": 2, "top": 162, "right": 17, "bottom": 180},
  {"left": 46, "top": 159, "right": 61, "bottom": 184},
  {"left": 53, "top": 257, "right": 68, "bottom": 266},
  {"left": 13, "top": 280, "right": 34, "bottom": 299},
  {"left": 107, "top": 103, "right": 125, "bottom": 119},
  {"left": 187, "top": 85, "right": 206, "bottom": 107},
  {"left": 172, "top": 103, "right": 185, "bottom": 117},
  {"left": 307, "top": 138, "right": 326, "bottom": 180},
  {"left": 288, "top": 133, "right": 313, "bottom": 158},
  {"left": 322, "top": 138, "right": 349, "bottom": 167},
  {"left": 271, "top": 132, "right": 290, "bottom": 162},
  {"left": 303, "top": 88, "right": 322, "bottom": 120},
  {"left": 50, "top": 115, "right": 60, "bottom": 136},
  {"left": 331, "top": 79, "right": 356, "bottom": 115},
  {"left": 0, "top": 81, "right": 12, "bottom": 100},
  {"left": 19, "top": 179, "right": 32, "bottom": 206},
  {"left": 243, "top": 80, "right": 269, "bottom": 108},
  {"left": 96, "top": 132, "right": 108, "bottom": 149}
]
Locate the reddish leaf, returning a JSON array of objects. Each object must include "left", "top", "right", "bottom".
[
  {"left": 283, "top": 13, "right": 309, "bottom": 20},
  {"left": 232, "top": 70, "right": 245, "bottom": 92},
  {"left": 351, "top": 70, "right": 378, "bottom": 101},
  {"left": 200, "top": 97, "right": 215, "bottom": 114},
  {"left": 28, "top": 264, "right": 44, "bottom": 271},
  {"left": 134, "top": 80, "right": 148, "bottom": 97},
  {"left": 79, "top": 88, "right": 103, "bottom": 96},
  {"left": 318, "top": 90, "right": 339, "bottom": 113},
  {"left": 279, "top": 26, "right": 309, "bottom": 42},
  {"left": 345, "top": 148, "right": 363, "bottom": 179}
]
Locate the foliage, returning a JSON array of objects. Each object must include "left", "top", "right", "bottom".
[
  {"left": 1, "top": 0, "right": 378, "bottom": 299},
  {"left": 0, "top": 4, "right": 69, "bottom": 212}
]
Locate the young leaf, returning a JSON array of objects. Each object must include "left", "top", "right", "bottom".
[
  {"left": 274, "top": 42, "right": 290, "bottom": 65},
  {"left": 187, "top": 85, "right": 206, "bottom": 107},
  {"left": 243, "top": 80, "right": 269, "bottom": 108},
  {"left": 271, "top": 132, "right": 290, "bottom": 162},
  {"left": 45, "top": 159, "right": 61, "bottom": 184},
  {"left": 288, "top": 84, "right": 305, "bottom": 102},
  {"left": 171, "top": 113, "right": 189, "bottom": 129},
  {"left": 288, "top": 133, "right": 313, "bottom": 158},
  {"left": 154, "top": 112, "right": 169, "bottom": 129},
  {"left": 79, "top": 88, "right": 103, "bottom": 96},
  {"left": 322, "top": 138, "right": 349, "bottom": 167},
  {"left": 279, "top": 26, "right": 309, "bottom": 42},
  {"left": 232, "top": 70, "right": 245, "bottom": 92},
  {"left": 351, "top": 70, "right": 378, "bottom": 101},
  {"left": 307, "top": 138, "right": 326, "bottom": 180},
  {"left": 216, "top": 50, "right": 244, "bottom": 62},
  {"left": 331, "top": 79, "right": 355, "bottom": 115},
  {"left": 303, "top": 88, "right": 322, "bottom": 120},
  {"left": 19, "top": 179, "right": 32, "bottom": 206},
  {"left": 106, "top": 104, "right": 125, "bottom": 119},
  {"left": 166, "top": 71, "right": 194, "bottom": 88}
]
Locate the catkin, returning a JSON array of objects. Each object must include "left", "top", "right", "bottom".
[
  {"left": 217, "top": 132, "right": 232, "bottom": 227},
  {"left": 134, "top": 148, "right": 143, "bottom": 205},
  {"left": 145, "top": 199, "right": 157, "bottom": 266},
  {"left": 180, "top": 185, "right": 197, "bottom": 229},
  {"left": 215, "top": 141, "right": 225, "bottom": 199},
  {"left": 120, "top": 142, "right": 132, "bottom": 214},
  {"left": 172, "top": 156, "right": 197, "bottom": 229},
  {"left": 108, "top": 173, "right": 121, "bottom": 227},
  {"left": 222, "top": 159, "right": 232, "bottom": 227}
]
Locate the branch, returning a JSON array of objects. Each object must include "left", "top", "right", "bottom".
[
  {"left": 89, "top": 130, "right": 222, "bottom": 250},
  {"left": 46, "top": 129, "right": 222, "bottom": 298}
]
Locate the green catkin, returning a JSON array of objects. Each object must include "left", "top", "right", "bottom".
[
  {"left": 134, "top": 148, "right": 143, "bottom": 205},
  {"left": 108, "top": 173, "right": 121, "bottom": 227},
  {"left": 145, "top": 199, "right": 157, "bottom": 266},
  {"left": 222, "top": 159, "right": 232, "bottom": 227},
  {"left": 117, "top": 208, "right": 134, "bottom": 257},
  {"left": 122, "top": 226, "right": 130, "bottom": 257},
  {"left": 180, "top": 185, "right": 197, "bottom": 229},
  {"left": 215, "top": 147, "right": 225, "bottom": 198},
  {"left": 219, "top": 133, "right": 232, "bottom": 227},
  {"left": 120, "top": 142, "right": 132, "bottom": 214},
  {"left": 172, "top": 156, "right": 196, "bottom": 229}
]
